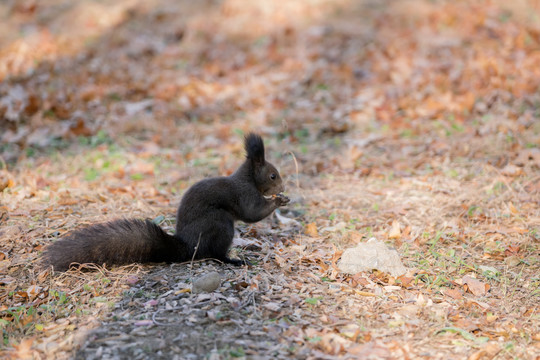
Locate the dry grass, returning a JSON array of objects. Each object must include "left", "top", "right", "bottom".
[{"left": 1, "top": 0, "right": 539, "bottom": 358}]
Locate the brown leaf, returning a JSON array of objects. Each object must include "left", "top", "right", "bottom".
[
  {"left": 507, "top": 202, "right": 518, "bottom": 215},
  {"left": 58, "top": 193, "right": 79, "bottom": 206},
  {"left": 304, "top": 222, "right": 318, "bottom": 237},
  {"left": 348, "top": 341, "right": 390, "bottom": 357},
  {"left": 462, "top": 276, "right": 488, "bottom": 296},
  {"left": 388, "top": 220, "right": 401, "bottom": 239},
  {"left": 443, "top": 288, "right": 463, "bottom": 300},
  {"left": 468, "top": 342, "right": 501, "bottom": 360},
  {"left": 501, "top": 164, "right": 523, "bottom": 176},
  {"left": 354, "top": 290, "right": 376, "bottom": 297},
  {"left": 26, "top": 285, "right": 41, "bottom": 300},
  {"left": 66, "top": 118, "right": 92, "bottom": 136},
  {"left": 262, "top": 302, "right": 281, "bottom": 312},
  {"left": 504, "top": 244, "right": 520, "bottom": 256},
  {"left": 401, "top": 225, "right": 411, "bottom": 238},
  {"left": 397, "top": 275, "right": 414, "bottom": 288},
  {"left": 318, "top": 333, "right": 347, "bottom": 355},
  {"left": 330, "top": 245, "right": 343, "bottom": 267},
  {"left": 0, "top": 171, "right": 15, "bottom": 191},
  {"left": 351, "top": 273, "right": 370, "bottom": 287},
  {"left": 0, "top": 205, "right": 9, "bottom": 223},
  {"left": 11, "top": 337, "right": 35, "bottom": 359}
]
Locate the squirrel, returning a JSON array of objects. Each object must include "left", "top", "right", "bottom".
[{"left": 42, "top": 133, "right": 290, "bottom": 271}]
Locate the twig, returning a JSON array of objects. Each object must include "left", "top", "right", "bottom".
[
  {"left": 287, "top": 150, "right": 300, "bottom": 189},
  {"left": 190, "top": 233, "right": 202, "bottom": 273}
]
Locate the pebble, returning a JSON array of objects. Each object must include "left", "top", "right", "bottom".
[{"left": 192, "top": 272, "right": 222, "bottom": 293}]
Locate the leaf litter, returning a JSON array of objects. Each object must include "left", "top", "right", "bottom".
[{"left": 0, "top": 0, "right": 539, "bottom": 359}]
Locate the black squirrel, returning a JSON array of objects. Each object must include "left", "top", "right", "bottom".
[{"left": 42, "top": 133, "right": 290, "bottom": 271}]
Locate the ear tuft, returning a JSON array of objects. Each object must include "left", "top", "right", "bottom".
[{"left": 244, "top": 133, "right": 265, "bottom": 164}]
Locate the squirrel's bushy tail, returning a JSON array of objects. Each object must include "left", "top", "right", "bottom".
[{"left": 42, "top": 219, "right": 187, "bottom": 271}]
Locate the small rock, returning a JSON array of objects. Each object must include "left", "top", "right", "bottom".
[
  {"left": 192, "top": 272, "right": 222, "bottom": 293},
  {"left": 337, "top": 238, "right": 407, "bottom": 277}
]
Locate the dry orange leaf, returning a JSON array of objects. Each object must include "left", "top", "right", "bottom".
[
  {"left": 469, "top": 342, "right": 501, "bottom": 360},
  {"left": 11, "top": 337, "right": 35, "bottom": 359},
  {"left": 388, "top": 220, "right": 401, "bottom": 239},
  {"left": 505, "top": 244, "right": 521, "bottom": 256},
  {"left": 401, "top": 225, "right": 411, "bottom": 238},
  {"left": 355, "top": 290, "right": 376, "bottom": 297},
  {"left": 510, "top": 228, "right": 528, "bottom": 234},
  {"left": 304, "top": 222, "right": 318, "bottom": 237},
  {"left": 351, "top": 274, "right": 370, "bottom": 287},
  {"left": 0, "top": 171, "right": 15, "bottom": 191},
  {"left": 58, "top": 196, "right": 79, "bottom": 206},
  {"left": 443, "top": 288, "right": 463, "bottom": 300},
  {"left": 501, "top": 164, "right": 523, "bottom": 176},
  {"left": 397, "top": 275, "right": 414, "bottom": 288}
]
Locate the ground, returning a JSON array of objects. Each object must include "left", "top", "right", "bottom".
[{"left": 0, "top": 0, "right": 539, "bottom": 359}]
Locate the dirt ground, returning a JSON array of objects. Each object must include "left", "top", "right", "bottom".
[{"left": 0, "top": 0, "right": 539, "bottom": 359}]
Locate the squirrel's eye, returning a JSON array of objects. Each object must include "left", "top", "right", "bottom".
[{"left": 270, "top": 173, "right": 277, "bottom": 180}]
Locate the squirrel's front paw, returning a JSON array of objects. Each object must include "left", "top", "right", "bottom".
[{"left": 274, "top": 193, "right": 290, "bottom": 206}]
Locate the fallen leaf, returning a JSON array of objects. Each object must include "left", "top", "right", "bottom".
[
  {"left": 351, "top": 274, "right": 370, "bottom": 287},
  {"left": 505, "top": 244, "right": 520, "bottom": 255},
  {"left": 318, "top": 333, "right": 348, "bottom": 355},
  {"left": 304, "top": 222, "right": 318, "bottom": 237},
  {"left": 500, "top": 164, "right": 523, "bottom": 176},
  {"left": 348, "top": 341, "right": 390, "bottom": 357},
  {"left": 468, "top": 342, "right": 501, "bottom": 360},
  {"left": 0, "top": 171, "right": 15, "bottom": 191},
  {"left": 467, "top": 299, "right": 491, "bottom": 310},
  {"left": 26, "top": 285, "right": 41, "bottom": 300},
  {"left": 507, "top": 202, "right": 518, "bottom": 215},
  {"left": 11, "top": 337, "right": 35, "bottom": 359},
  {"left": 263, "top": 302, "right": 281, "bottom": 312},
  {"left": 340, "top": 324, "right": 361, "bottom": 339},
  {"left": 443, "top": 288, "right": 463, "bottom": 300},
  {"left": 462, "top": 276, "right": 488, "bottom": 296},
  {"left": 354, "top": 290, "right": 376, "bottom": 297},
  {"left": 397, "top": 275, "right": 413, "bottom": 288},
  {"left": 388, "top": 220, "right": 401, "bottom": 239}
]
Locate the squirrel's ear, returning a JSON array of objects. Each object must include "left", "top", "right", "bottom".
[{"left": 244, "top": 133, "right": 265, "bottom": 165}]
